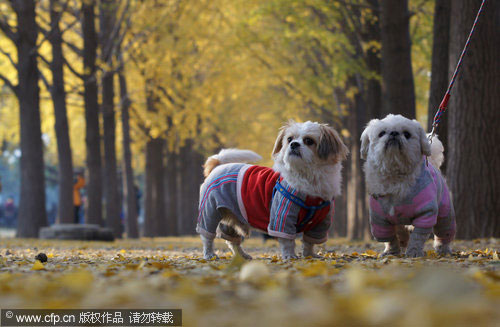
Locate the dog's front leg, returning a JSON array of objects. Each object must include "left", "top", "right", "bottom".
[
  {"left": 405, "top": 232, "right": 430, "bottom": 257},
  {"left": 433, "top": 239, "right": 452, "bottom": 256},
  {"left": 302, "top": 241, "right": 321, "bottom": 258},
  {"left": 279, "top": 238, "right": 298, "bottom": 259},
  {"left": 382, "top": 237, "right": 401, "bottom": 256}
]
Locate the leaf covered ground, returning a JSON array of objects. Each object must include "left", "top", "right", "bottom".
[{"left": 0, "top": 236, "right": 498, "bottom": 327}]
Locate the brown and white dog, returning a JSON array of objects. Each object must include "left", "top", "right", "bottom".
[{"left": 196, "top": 121, "right": 348, "bottom": 259}]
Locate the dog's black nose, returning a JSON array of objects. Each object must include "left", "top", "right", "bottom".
[
  {"left": 290, "top": 141, "right": 300, "bottom": 149},
  {"left": 389, "top": 131, "right": 399, "bottom": 137}
]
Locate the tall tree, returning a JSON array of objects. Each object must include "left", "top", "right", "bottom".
[
  {"left": 82, "top": 0, "right": 103, "bottom": 226},
  {"left": 0, "top": 0, "right": 48, "bottom": 237},
  {"left": 99, "top": 0, "right": 121, "bottom": 237},
  {"left": 119, "top": 68, "right": 138, "bottom": 238},
  {"left": 427, "top": 0, "right": 451, "bottom": 172},
  {"left": 380, "top": 0, "right": 416, "bottom": 118},
  {"left": 164, "top": 149, "right": 178, "bottom": 236},
  {"left": 46, "top": 0, "right": 74, "bottom": 224},
  {"left": 143, "top": 79, "right": 167, "bottom": 237},
  {"left": 144, "top": 138, "right": 166, "bottom": 237},
  {"left": 177, "top": 139, "right": 204, "bottom": 235},
  {"left": 447, "top": 0, "right": 499, "bottom": 238}
]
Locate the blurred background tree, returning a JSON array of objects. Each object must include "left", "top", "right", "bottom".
[{"left": 0, "top": 0, "right": 497, "bottom": 239}]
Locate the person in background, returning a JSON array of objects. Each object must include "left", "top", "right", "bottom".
[
  {"left": 4, "top": 197, "right": 16, "bottom": 228},
  {"left": 135, "top": 184, "right": 142, "bottom": 217},
  {"left": 73, "top": 171, "right": 85, "bottom": 224}
]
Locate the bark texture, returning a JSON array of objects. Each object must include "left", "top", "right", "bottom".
[
  {"left": 447, "top": 0, "right": 500, "bottom": 238},
  {"left": 427, "top": 0, "right": 451, "bottom": 173},
  {"left": 177, "top": 140, "right": 204, "bottom": 235},
  {"left": 119, "top": 71, "right": 138, "bottom": 238},
  {"left": 164, "top": 149, "right": 179, "bottom": 236},
  {"left": 49, "top": 0, "right": 74, "bottom": 224},
  {"left": 100, "top": 0, "right": 121, "bottom": 237},
  {"left": 14, "top": 0, "right": 48, "bottom": 237},
  {"left": 82, "top": 0, "right": 103, "bottom": 226},
  {"left": 144, "top": 138, "right": 166, "bottom": 237},
  {"left": 380, "top": 0, "right": 416, "bottom": 118}
]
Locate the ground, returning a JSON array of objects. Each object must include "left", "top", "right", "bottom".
[{"left": 0, "top": 236, "right": 498, "bottom": 327}]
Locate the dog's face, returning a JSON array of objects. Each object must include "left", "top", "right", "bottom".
[
  {"left": 360, "top": 114, "right": 431, "bottom": 174},
  {"left": 272, "top": 121, "right": 348, "bottom": 169}
]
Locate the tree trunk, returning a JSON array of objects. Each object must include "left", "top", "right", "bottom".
[
  {"left": 164, "top": 149, "right": 178, "bottom": 236},
  {"left": 427, "top": 0, "right": 451, "bottom": 173},
  {"left": 143, "top": 141, "right": 154, "bottom": 237},
  {"left": 49, "top": 0, "right": 74, "bottom": 224},
  {"left": 14, "top": 0, "right": 48, "bottom": 237},
  {"left": 177, "top": 140, "right": 204, "bottom": 235},
  {"left": 364, "top": 0, "right": 382, "bottom": 120},
  {"left": 119, "top": 71, "right": 138, "bottom": 238},
  {"left": 346, "top": 77, "right": 369, "bottom": 240},
  {"left": 330, "top": 165, "right": 347, "bottom": 238},
  {"left": 380, "top": 0, "right": 416, "bottom": 118},
  {"left": 447, "top": 0, "right": 500, "bottom": 238},
  {"left": 99, "top": 0, "right": 121, "bottom": 238},
  {"left": 82, "top": 0, "right": 103, "bottom": 226},
  {"left": 144, "top": 138, "right": 166, "bottom": 237}
]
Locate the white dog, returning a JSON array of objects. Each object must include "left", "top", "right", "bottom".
[
  {"left": 360, "top": 114, "right": 456, "bottom": 257},
  {"left": 196, "top": 121, "right": 348, "bottom": 260}
]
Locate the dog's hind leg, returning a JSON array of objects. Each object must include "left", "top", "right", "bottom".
[
  {"left": 396, "top": 225, "right": 411, "bottom": 251},
  {"left": 200, "top": 234, "right": 218, "bottom": 260},
  {"left": 218, "top": 209, "right": 252, "bottom": 260}
]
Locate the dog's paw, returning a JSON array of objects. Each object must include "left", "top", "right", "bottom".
[
  {"left": 381, "top": 250, "right": 400, "bottom": 257},
  {"left": 203, "top": 253, "right": 219, "bottom": 260},
  {"left": 303, "top": 252, "right": 322, "bottom": 259},
  {"left": 405, "top": 248, "right": 425, "bottom": 258},
  {"left": 435, "top": 244, "right": 452, "bottom": 256},
  {"left": 281, "top": 254, "right": 299, "bottom": 260}
]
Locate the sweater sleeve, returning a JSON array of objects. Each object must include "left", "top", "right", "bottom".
[
  {"left": 268, "top": 184, "right": 300, "bottom": 239},
  {"left": 303, "top": 207, "right": 332, "bottom": 244}
]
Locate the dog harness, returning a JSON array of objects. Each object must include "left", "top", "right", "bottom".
[
  {"left": 272, "top": 179, "right": 331, "bottom": 232},
  {"left": 197, "top": 163, "right": 333, "bottom": 243}
]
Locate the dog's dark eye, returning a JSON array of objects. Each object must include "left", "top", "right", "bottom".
[
  {"left": 303, "top": 137, "right": 315, "bottom": 146},
  {"left": 287, "top": 136, "right": 293, "bottom": 143},
  {"left": 403, "top": 131, "right": 411, "bottom": 139},
  {"left": 378, "top": 131, "right": 386, "bottom": 137}
]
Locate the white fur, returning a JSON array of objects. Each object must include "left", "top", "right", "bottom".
[
  {"left": 209, "top": 148, "right": 262, "bottom": 165},
  {"left": 427, "top": 134, "right": 444, "bottom": 169},
  {"left": 360, "top": 114, "right": 432, "bottom": 199},
  {"left": 273, "top": 121, "right": 344, "bottom": 200}
]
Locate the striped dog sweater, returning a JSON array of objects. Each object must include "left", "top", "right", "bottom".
[
  {"left": 369, "top": 160, "right": 456, "bottom": 244},
  {"left": 197, "top": 163, "right": 333, "bottom": 243}
]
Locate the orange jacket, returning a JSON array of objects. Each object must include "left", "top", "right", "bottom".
[{"left": 73, "top": 175, "right": 85, "bottom": 206}]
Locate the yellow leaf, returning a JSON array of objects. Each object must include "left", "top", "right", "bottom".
[
  {"left": 31, "top": 260, "right": 45, "bottom": 271},
  {"left": 300, "top": 261, "right": 328, "bottom": 277}
]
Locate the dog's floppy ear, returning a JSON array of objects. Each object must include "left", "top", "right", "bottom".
[
  {"left": 360, "top": 119, "right": 378, "bottom": 160},
  {"left": 415, "top": 120, "right": 431, "bottom": 156},
  {"left": 272, "top": 121, "right": 292, "bottom": 158},
  {"left": 318, "top": 125, "right": 349, "bottom": 163}
]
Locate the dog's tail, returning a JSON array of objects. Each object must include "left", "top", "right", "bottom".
[
  {"left": 427, "top": 134, "right": 444, "bottom": 169},
  {"left": 203, "top": 149, "right": 262, "bottom": 177}
]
